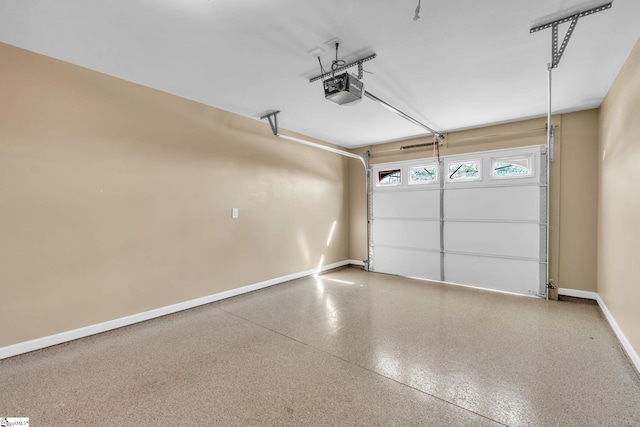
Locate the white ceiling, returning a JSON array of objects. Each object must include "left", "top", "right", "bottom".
[{"left": 1, "top": 0, "right": 638, "bottom": 148}]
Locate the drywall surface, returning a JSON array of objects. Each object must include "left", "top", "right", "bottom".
[
  {"left": 349, "top": 112, "right": 599, "bottom": 297},
  {"left": 0, "top": 43, "right": 350, "bottom": 347},
  {"left": 348, "top": 149, "right": 369, "bottom": 265},
  {"left": 598, "top": 38, "right": 640, "bottom": 359},
  {"left": 558, "top": 110, "right": 599, "bottom": 292}
]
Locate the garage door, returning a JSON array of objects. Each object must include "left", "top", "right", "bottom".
[{"left": 370, "top": 145, "right": 547, "bottom": 297}]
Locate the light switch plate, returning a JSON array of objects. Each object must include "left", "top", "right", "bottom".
[{"left": 232, "top": 208, "right": 239, "bottom": 219}]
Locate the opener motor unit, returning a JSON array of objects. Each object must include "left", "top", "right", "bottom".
[{"left": 323, "top": 73, "right": 364, "bottom": 105}]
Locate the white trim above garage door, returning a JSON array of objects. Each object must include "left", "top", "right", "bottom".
[{"left": 370, "top": 145, "right": 548, "bottom": 297}]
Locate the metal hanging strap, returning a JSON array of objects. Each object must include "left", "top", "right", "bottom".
[
  {"left": 530, "top": 2, "right": 612, "bottom": 69},
  {"left": 309, "top": 54, "right": 377, "bottom": 83},
  {"left": 551, "top": 14, "right": 579, "bottom": 68}
]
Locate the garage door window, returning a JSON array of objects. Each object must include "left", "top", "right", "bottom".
[
  {"left": 447, "top": 160, "right": 481, "bottom": 182},
  {"left": 378, "top": 169, "right": 402, "bottom": 186},
  {"left": 491, "top": 155, "right": 533, "bottom": 179},
  {"left": 409, "top": 165, "right": 438, "bottom": 185}
]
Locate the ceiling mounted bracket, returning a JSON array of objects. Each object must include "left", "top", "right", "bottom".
[
  {"left": 550, "top": 14, "right": 579, "bottom": 68},
  {"left": 260, "top": 110, "right": 281, "bottom": 136},
  {"left": 309, "top": 54, "right": 377, "bottom": 83},
  {"left": 530, "top": 2, "right": 612, "bottom": 68}
]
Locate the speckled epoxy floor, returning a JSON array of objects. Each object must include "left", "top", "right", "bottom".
[{"left": 2, "top": 267, "right": 639, "bottom": 426}]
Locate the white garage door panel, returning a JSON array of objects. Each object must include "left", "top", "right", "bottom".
[
  {"left": 373, "top": 247, "right": 440, "bottom": 280},
  {"left": 445, "top": 186, "right": 540, "bottom": 221},
  {"left": 373, "top": 191, "right": 439, "bottom": 219},
  {"left": 444, "top": 254, "right": 540, "bottom": 296},
  {"left": 370, "top": 146, "right": 546, "bottom": 297},
  {"left": 373, "top": 219, "right": 440, "bottom": 250},
  {"left": 445, "top": 222, "right": 541, "bottom": 258}
]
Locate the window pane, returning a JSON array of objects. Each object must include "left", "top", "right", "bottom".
[
  {"left": 378, "top": 169, "right": 401, "bottom": 185},
  {"left": 448, "top": 162, "right": 480, "bottom": 181},
  {"left": 409, "top": 165, "right": 437, "bottom": 184},
  {"left": 492, "top": 156, "right": 533, "bottom": 178}
]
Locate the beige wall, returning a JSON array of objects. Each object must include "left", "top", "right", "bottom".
[
  {"left": 0, "top": 43, "right": 350, "bottom": 347},
  {"left": 558, "top": 109, "right": 600, "bottom": 292},
  {"left": 598, "top": 38, "right": 640, "bottom": 357},
  {"left": 2, "top": 35, "right": 626, "bottom": 352},
  {"left": 348, "top": 155, "right": 369, "bottom": 265},
  {"left": 349, "top": 111, "right": 601, "bottom": 298}
]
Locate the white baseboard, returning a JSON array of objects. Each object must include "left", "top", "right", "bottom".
[
  {"left": 558, "top": 288, "right": 598, "bottom": 300},
  {"left": 558, "top": 288, "right": 638, "bottom": 373},
  {"left": 595, "top": 294, "right": 640, "bottom": 374},
  {"left": 5, "top": 264, "right": 638, "bottom": 376},
  {"left": 0, "top": 259, "right": 360, "bottom": 360}
]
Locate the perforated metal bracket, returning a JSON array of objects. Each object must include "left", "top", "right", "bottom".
[
  {"left": 260, "top": 110, "right": 281, "bottom": 136},
  {"left": 530, "top": 2, "right": 612, "bottom": 33},
  {"left": 309, "top": 53, "right": 377, "bottom": 83},
  {"left": 530, "top": 2, "right": 612, "bottom": 68},
  {"left": 551, "top": 14, "right": 579, "bottom": 68}
]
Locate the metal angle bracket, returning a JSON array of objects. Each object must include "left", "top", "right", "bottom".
[
  {"left": 260, "top": 110, "right": 281, "bottom": 136},
  {"left": 309, "top": 53, "right": 377, "bottom": 83},
  {"left": 530, "top": 2, "right": 612, "bottom": 68},
  {"left": 551, "top": 14, "right": 579, "bottom": 68}
]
